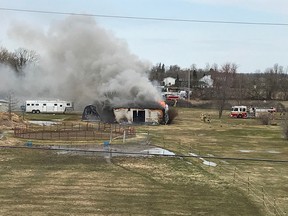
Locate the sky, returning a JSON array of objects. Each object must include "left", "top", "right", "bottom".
[{"left": 0, "top": 0, "right": 288, "bottom": 73}]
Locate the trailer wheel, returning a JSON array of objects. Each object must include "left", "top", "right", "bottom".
[
  {"left": 32, "top": 110, "right": 36, "bottom": 114},
  {"left": 237, "top": 114, "right": 242, "bottom": 118},
  {"left": 36, "top": 110, "right": 40, "bottom": 114}
]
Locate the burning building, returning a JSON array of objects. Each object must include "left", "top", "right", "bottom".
[
  {"left": 82, "top": 100, "right": 169, "bottom": 125},
  {"left": 5, "top": 15, "right": 175, "bottom": 124},
  {"left": 113, "top": 101, "right": 169, "bottom": 125}
]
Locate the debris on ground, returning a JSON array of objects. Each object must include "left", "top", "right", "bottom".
[{"left": 0, "top": 112, "right": 25, "bottom": 129}]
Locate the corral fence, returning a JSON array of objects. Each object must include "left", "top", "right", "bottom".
[
  {"left": 146, "top": 135, "right": 287, "bottom": 216},
  {"left": 216, "top": 166, "right": 287, "bottom": 216},
  {"left": 14, "top": 122, "right": 136, "bottom": 141}
]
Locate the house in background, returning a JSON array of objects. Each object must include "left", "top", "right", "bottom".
[
  {"left": 199, "top": 75, "right": 213, "bottom": 88},
  {"left": 0, "top": 99, "right": 9, "bottom": 112},
  {"left": 163, "top": 77, "right": 176, "bottom": 86}
]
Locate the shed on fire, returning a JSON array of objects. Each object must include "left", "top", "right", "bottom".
[
  {"left": 82, "top": 101, "right": 169, "bottom": 125},
  {"left": 113, "top": 108, "right": 162, "bottom": 124},
  {"left": 113, "top": 102, "right": 168, "bottom": 125}
]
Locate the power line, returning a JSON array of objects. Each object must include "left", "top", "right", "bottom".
[
  {"left": 1, "top": 7, "right": 288, "bottom": 26},
  {"left": 1, "top": 145, "right": 288, "bottom": 163}
]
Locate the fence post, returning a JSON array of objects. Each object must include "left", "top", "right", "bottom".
[
  {"left": 42, "top": 125, "right": 44, "bottom": 140},
  {"left": 57, "top": 125, "right": 60, "bottom": 139},
  {"left": 123, "top": 130, "right": 126, "bottom": 143},
  {"left": 262, "top": 187, "right": 265, "bottom": 206},
  {"left": 219, "top": 163, "right": 222, "bottom": 175},
  {"left": 274, "top": 197, "right": 276, "bottom": 215},
  {"left": 247, "top": 176, "right": 250, "bottom": 195},
  {"left": 109, "top": 124, "right": 113, "bottom": 143},
  {"left": 147, "top": 130, "right": 150, "bottom": 145}
]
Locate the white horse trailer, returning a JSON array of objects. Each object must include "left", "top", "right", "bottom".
[{"left": 25, "top": 100, "right": 73, "bottom": 114}]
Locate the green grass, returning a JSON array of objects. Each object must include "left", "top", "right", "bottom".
[{"left": 19, "top": 112, "right": 82, "bottom": 121}]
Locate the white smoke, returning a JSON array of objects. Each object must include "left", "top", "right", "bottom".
[{"left": 3, "top": 16, "right": 162, "bottom": 109}]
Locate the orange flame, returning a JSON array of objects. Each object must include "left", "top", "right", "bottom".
[{"left": 159, "top": 101, "right": 166, "bottom": 108}]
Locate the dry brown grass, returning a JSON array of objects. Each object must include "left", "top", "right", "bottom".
[
  {"left": 0, "top": 149, "right": 262, "bottom": 216},
  {"left": 138, "top": 107, "right": 288, "bottom": 215},
  {"left": 1, "top": 107, "right": 288, "bottom": 215}
]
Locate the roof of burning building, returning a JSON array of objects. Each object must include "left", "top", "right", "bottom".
[{"left": 111, "top": 100, "right": 165, "bottom": 110}]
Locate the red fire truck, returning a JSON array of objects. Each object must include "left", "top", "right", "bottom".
[
  {"left": 230, "top": 105, "right": 276, "bottom": 118},
  {"left": 230, "top": 106, "right": 248, "bottom": 118}
]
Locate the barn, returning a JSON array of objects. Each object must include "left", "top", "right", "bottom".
[
  {"left": 113, "top": 107, "right": 164, "bottom": 125},
  {"left": 82, "top": 101, "right": 169, "bottom": 125}
]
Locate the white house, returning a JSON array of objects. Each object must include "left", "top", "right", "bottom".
[
  {"left": 0, "top": 100, "right": 9, "bottom": 112},
  {"left": 163, "top": 77, "right": 176, "bottom": 86},
  {"left": 199, "top": 75, "right": 213, "bottom": 88}
]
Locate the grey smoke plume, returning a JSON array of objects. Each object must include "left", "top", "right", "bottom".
[{"left": 3, "top": 16, "right": 162, "bottom": 109}]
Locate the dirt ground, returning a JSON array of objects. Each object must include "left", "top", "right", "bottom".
[
  {"left": 0, "top": 112, "right": 26, "bottom": 146},
  {"left": 0, "top": 112, "right": 26, "bottom": 129}
]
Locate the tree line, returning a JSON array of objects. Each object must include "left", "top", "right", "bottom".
[
  {"left": 0, "top": 47, "right": 38, "bottom": 74},
  {"left": 149, "top": 62, "right": 288, "bottom": 117},
  {"left": 149, "top": 62, "right": 288, "bottom": 101},
  {"left": 1, "top": 46, "right": 288, "bottom": 111}
]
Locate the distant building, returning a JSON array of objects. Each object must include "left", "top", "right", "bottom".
[
  {"left": 199, "top": 75, "right": 213, "bottom": 88},
  {"left": 163, "top": 77, "right": 176, "bottom": 86},
  {"left": 0, "top": 99, "right": 9, "bottom": 112}
]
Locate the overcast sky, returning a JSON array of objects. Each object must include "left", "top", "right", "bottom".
[{"left": 1, "top": 0, "right": 288, "bottom": 73}]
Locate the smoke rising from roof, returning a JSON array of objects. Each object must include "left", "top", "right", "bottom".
[{"left": 2, "top": 16, "right": 161, "bottom": 108}]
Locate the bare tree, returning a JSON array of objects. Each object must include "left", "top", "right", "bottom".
[
  {"left": 262, "top": 64, "right": 282, "bottom": 100},
  {"left": 0, "top": 47, "right": 11, "bottom": 64},
  {"left": 10, "top": 48, "right": 38, "bottom": 73},
  {"left": 0, "top": 47, "right": 38, "bottom": 74},
  {"left": 277, "top": 66, "right": 288, "bottom": 100},
  {"left": 211, "top": 63, "right": 237, "bottom": 118},
  {"left": 232, "top": 73, "right": 246, "bottom": 104},
  {"left": 6, "top": 92, "right": 18, "bottom": 121},
  {"left": 149, "top": 63, "right": 165, "bottom": 83}
]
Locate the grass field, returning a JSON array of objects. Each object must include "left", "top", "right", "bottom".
[
  {"left": 0, "top": 107, "right": 287, "bottom": 215},
  {"left": 140, "top": 108, "right": 288, "bottom": 215}
]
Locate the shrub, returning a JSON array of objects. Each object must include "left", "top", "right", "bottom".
[
  {"left": 258, "top": 113, "right": 271, "bottom": 125},
  {"left": 281, "top": 114, "right": 288, "bottom": 140}
]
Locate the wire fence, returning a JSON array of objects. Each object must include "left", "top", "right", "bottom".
[
  {"left": 216, "top": 166, "right": 287, "bottom": 216},
  {"left": 8, "top": 129, "right": 288, "bottom": 215},
  {"left": 14, "top": 122, "right": 136, "bottom": 141},
  {"left": 147, "top": 135, "right": 287, "bottom": 216}
]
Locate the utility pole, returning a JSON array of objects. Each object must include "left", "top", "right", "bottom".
[{"left": 188, "top": 69, "right": 191, "bottom": 100}]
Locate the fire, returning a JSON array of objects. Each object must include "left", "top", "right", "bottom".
[{"left": 159, "top": 101, "right": 166, "bottom": 108}]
